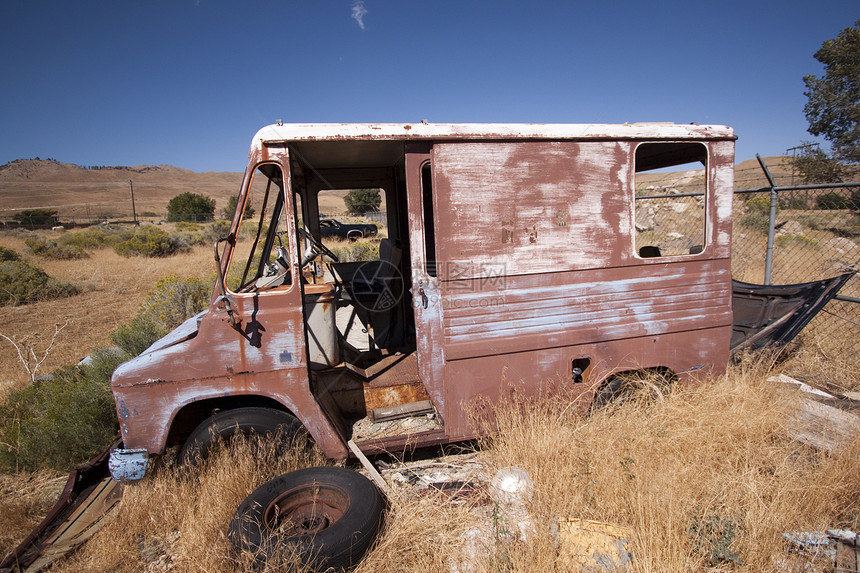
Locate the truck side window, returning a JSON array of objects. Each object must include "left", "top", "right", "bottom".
[
  {"left": 421, "top": 163, "right": 437, "bottom": 277},
  {"left": 227, "top": 164, "right": 293, "bottom": 292},
  {"left": 634, "top": 142, "right": 708, "bottom": 257}
]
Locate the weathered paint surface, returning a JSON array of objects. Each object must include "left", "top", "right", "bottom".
[
  {"left": 111, "top": 122, "right": 738, "bottom": 467},
  {"left": 253, "top": 122, "right": 735, "bottom": 144},
  {"left": 112, "top": 146, "right": 348, "bottom": 459}
]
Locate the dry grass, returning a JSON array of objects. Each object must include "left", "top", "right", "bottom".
[
  {"left": 38, "top": 364, "right": 860, "bottom": 572},
  {"left": 0, "top": 469, "right": 67, "bottom": 557},
  {"left": 0, "top": 233, "right": 213, "bottom": 395},
  {"left": 476, "top": 364, "right": 860, "bottom": 572},
  {"left": 53, "top": 434, "right": 330, "bottom": 573}
]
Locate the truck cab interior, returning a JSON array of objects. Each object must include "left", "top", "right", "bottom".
[{"left": 227, "top": 141, "right": 439, "bottom": 447}]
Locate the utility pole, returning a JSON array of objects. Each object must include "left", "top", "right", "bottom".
[{"left": 129, "top": 180, "right": 138, "bottom": 224}]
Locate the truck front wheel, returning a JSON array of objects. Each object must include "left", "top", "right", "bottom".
[{"left": 178, "top": 407, "right": 305, "bottom": 466}]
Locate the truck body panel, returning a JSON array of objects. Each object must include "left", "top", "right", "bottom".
[{"left": 111, "top": 122, "right": 741, "bottom": 474}]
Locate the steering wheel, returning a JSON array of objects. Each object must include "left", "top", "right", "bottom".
[{"left": 298, "top": 228, "right": 339, "bottom": 266}]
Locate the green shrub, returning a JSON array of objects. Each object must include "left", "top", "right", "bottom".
[
  {"left": 0, "top": 261, "right": 78, "bottom": 306},
  {"left": 112, "top": 274, "right": 212, "bottom": 354},
  {"left": 61, "top": 227, "right": 112, "bottom": 250},
  {"left": 163, "top": 221, "right": 231, "bottom": 248},
  {"left": 795, "top": 215, "right": 823, "bottom": 230},
  {"left": 816, "top": 192, "right": 853, "bottom": 210},
  {"left": 113, "top": 226, "right": 179, "bottom": 257},
  {"left": 25, "top": 236, "right": 89, "bottom": 259},
  {"left": 778, "top": 196, "right": 808, "bottom": 210},
  {"left": 140, "top": 274, "right": 211, "bottom": 331},
  {"left": 738, "top": 196, "right": 775, "bottom": 233},
  {"left": 0, "top": 246, "right": 20, "bottom": 262},
  {"left": 344, "top": 189, "right": 382, "bottom": 215},
  {"left": 167, "top": 192, "right": 216, "bottom": 223},
  {"left": 11, "top": 209, "right": 58, "bottom": 227},
  {"left": 0, "top": 350, "right": 122, "bottom": 472},
  {"left": 328, "top": 241, "right": 379, "bottom": 263},
  {"left": 775, "top": 234, "right": 820, "bottom": 249},
  {"left": 222, "top": 194, "right": 255, "bottom": 220},
  {"left": 0, "top": 272, "right": 214, "bottom": 471},
  {"left": 201, "top": 220, "right": 231, "bottom": 244},
  {"left": 110, "top": 314, "right": 166, "bottom": 357}
]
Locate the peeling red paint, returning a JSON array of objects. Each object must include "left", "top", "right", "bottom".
[{"left": 111, "top": 123, "right": 738, "bottom": 471}]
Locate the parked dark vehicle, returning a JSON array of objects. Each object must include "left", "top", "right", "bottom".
[{"left": 319, "top": 218, "right": 377, "bottom": 240}]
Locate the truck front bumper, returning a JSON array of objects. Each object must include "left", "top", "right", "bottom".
[{"left": 108, "top": 448, "right": 149, "bottom": 482}]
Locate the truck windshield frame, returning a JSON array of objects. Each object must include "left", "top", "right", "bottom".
[{"left": 227, "top": 162, "right": 294, "bottom": 293}]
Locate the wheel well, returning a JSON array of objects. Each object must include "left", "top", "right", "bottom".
[
  {"left": 167, "top": 396, "right": 296, "bottom": 447},
  {"left": 592, "top": 367, "right": 677, "bottom": 403}
]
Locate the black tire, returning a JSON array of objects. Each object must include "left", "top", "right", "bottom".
[
  {"left": 229, "top": 466, "right": 385, "bottom": 571},
  {"left": 178, "top": 407, "right": 304, "bottom": 466},
  {"left": 591, "top": 371, "right": 673, "bottom": 411}
]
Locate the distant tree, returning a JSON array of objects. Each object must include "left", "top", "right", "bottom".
[
  {"left": 344, "top": 189, "right": 381, "bottom": 215},
  {"left": 167, "top": 192, "right": 216, "bottom": 222},
  {"left": 12, "top": 209, "right": 59, "bottom": 227},
  {"left": 802, "top": 20, "right": 860, "bottom": 163},
  {"left": 222, "top": 194, "right": 255, "bottom": 220},
  {"left": 789, "top": 142, "right": 846, "bottom": 183}
]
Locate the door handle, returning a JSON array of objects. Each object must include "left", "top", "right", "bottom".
[{"left": 419, "top": 287, "right": 428, "bottom": 309}]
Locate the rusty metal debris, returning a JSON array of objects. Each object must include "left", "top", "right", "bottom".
[
  {"left": 782, "top": 529, "right": 859, "bottom": 572},
  {"left": 770, "top": 374, "right": 860, "bottom": 452}
]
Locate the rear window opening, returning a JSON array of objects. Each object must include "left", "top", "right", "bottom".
[{"left": 634, "top": 142, "right": 708, "bottom": 258}]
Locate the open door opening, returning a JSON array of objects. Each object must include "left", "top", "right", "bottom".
[{"left": 286, "top": 141, "right": 445, "bottom": 452}]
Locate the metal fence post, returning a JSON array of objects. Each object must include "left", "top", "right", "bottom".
[{"left": 756, "top": 154, "right": 779, "bottom": 285}]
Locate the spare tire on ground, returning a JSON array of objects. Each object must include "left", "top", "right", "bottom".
[{"left": 229, "top": 466, "right": 385, "bottom": 571}]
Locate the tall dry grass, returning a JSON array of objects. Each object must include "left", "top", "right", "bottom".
[
  {"left": 0, "top": 469, "right": 67, "bottom": 558},
  {"left": 40, "top": 364, "right": 860, "bottom": 572},
  {"left": 53, "top": 434, "right": 331, "bottom": 573},
  {"left": 477, "top": 363, "right": 860, "bottom": 572}
]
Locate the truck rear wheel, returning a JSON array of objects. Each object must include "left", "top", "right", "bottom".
[
  {"left": 178, "top": 407, "right": 305, "bottom": 466},
  {"left": 591, "top": 370, "right": 674, "bottom": 410},
  {"left": 229, "top": 466, "right": 385, "bottom": 571}
]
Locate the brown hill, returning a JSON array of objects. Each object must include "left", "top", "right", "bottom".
[{"left": 0, "top": 159, "right": 242, "bottom": 223}]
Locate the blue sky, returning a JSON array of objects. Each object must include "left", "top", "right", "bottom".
[{"left": 1, "top": 1, "right": 857, "bottom": 173}]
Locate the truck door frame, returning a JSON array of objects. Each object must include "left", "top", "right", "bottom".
[
  {"left": 218, "top": 145, "right": 348, "bottom": 458},
  {"left": 405, "top": 143, "right": 448, "bottom": 425}
]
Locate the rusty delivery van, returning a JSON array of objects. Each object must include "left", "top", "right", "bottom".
[{"left": 108, "top": 122, "right": 741, "bottom": 479}]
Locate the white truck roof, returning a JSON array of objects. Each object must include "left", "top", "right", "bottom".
[{"left": 253, "top": 122, "right": 735, "bottom": 145}]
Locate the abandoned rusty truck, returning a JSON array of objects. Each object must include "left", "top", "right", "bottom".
[{"left": 106, "top": 122, "right": 840, "bottom": 481}]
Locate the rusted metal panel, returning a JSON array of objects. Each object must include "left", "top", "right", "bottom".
[
  {"left": 404, "top": 145, "right": 448, "bottom": 424},
  {"left": 111, "top": 147, "right": 348, "bottom": 460},
  {"left": 441, "top": 327, "right": 729, "bottom": 438},
  {"left": 440, "top": 259, "right": 732, "bottom": 361},
  {"left": 110, "top": 123, "right": 743, "bottom": 476},
  {"left": 731, "top": 272, "right": 855, "bottom": 353},
  {"left": 432, "top": 141, "right": 633, "bottom": 275}
]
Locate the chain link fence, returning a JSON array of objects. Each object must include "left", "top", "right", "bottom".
[{"left": 637, "top": 177, "right": 860, "bottom": 362}]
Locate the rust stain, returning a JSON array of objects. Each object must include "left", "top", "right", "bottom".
[{"left": 111, "top": 123, "right": 740, "bottom": 470}]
